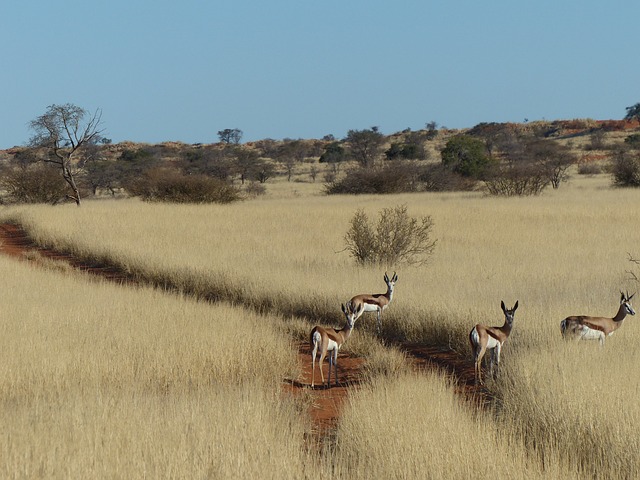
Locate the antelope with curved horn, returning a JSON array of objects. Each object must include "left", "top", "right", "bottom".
[
  {"left": 310, "top": 301, "right": 363, "bottom": 388},
  {"left": 560, "top": 291, "right": 636, "bottom": 346},
  {"left": 348, "top": 271, "right": 397, "bottom": 335},
  {"left": 469, "top": 300, "right": 518, "bottom": 385}
]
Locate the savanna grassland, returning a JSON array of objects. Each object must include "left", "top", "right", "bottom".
[{"left": 1, "top": 171, "right": 640, "bottom": 478}]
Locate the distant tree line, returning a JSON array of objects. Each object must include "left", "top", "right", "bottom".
[{"left": 2, "top": 102, "right": 640, "bottom": 205}]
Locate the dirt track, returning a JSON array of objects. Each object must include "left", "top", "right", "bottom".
[{"left": 0, "top": 222, "right": 492, "bottom": 443}]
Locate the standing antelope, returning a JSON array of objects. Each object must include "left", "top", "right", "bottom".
[
  {"left": 469, "top": 300, "right": 518, "bottom": 385},
  {"left": 560, "top": 291, "right": 636, "bottom": 346},
  {"left": 348, "top": 271, "right": 397, "bottom": 335},
  {"left": 310, "top": 302, "right": 363, "bottom": 388}
]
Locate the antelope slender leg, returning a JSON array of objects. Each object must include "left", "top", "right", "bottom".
[
  {"left": 311, "top": 342, "right": 318, "bottom": 388},
  {"left": 318, "top": 349, "right": 327, "bottom": 387},
  {"left": 474, "top": 346, "right": 486, "bottom": 385},
  {"left": 493, "top": 344, "right": 502, "bottom": 379}
]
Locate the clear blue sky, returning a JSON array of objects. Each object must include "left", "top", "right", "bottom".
[{"left": 1, "top": 0, "right": 638, "bottom": 148}]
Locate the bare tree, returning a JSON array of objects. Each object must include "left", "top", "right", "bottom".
[{"left": 29, "top": 103, "right": 104, "bottom": 206}]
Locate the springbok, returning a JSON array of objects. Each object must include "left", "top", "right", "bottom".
[
  {"left": 560, "top": 291, "right": 635, "bottom": 346},
  {"left": 310, "top": 301, "right": 363, "bottom": 388},
  {"left": 348, "top": 271, "right": 397, "bottom": 335},
  {"left": 469, "top": 300, "right": 518, "bottom": 385}
]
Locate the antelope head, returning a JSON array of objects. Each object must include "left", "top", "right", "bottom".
[
  {"left": 384, "top": 271, "right": 398, "bottom": 287},
  {"left": 342, "top": 302, "right": 364, "bottom": 329},
  {"left": 621, "top": 291, "right": 636, "bottom": 316},
  {"left": 501, "top": 300, "right": 519, "bottom": 325}
]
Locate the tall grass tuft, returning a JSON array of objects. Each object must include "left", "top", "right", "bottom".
[
  {"left": 0, "top": 255, "right": 313, "bottom": 478},
  {"left": 497, "top": 340, "right": 640, "bottom": 479},
  {"left": 329, "top": 372, "right": 577, "bottom": 479}
]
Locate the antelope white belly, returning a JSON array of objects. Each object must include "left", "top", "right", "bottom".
[
  {"left": 577, "top": 325, "right": 605, "bottom": 342},
  {"left": 485, "top": 335, "right": 500, "bottom": 350},
  {"left": 362, "top": 303, "right": 379, "bottom": 313},
  {"left": 470, "top": 328, "right": 500, "bottom": 350},
  {"left": 326, "top": 339, "right": 339, "bottom": 352}
]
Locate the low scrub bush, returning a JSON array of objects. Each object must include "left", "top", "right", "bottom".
[
  {"left": 418, "top": 163, "right": 478, "bottom": 191},
  {"left": 611, "top": 151, "right": 640, "bottom": 187},
  {"left": 577, "top": 162, "right": 603, "bottom": 175},
  {"left": 484, "top": 163, "right": 549, "bottom": 196},
  {"left": 344, "top": 205, "right": 436, "bottom": 266},
  {"left": 126, "top": 168, "right": 241, "bottom": 203},
  {"left": 624, "top": 133, "right": 640, "bottom": 149},
  {"left": 0, "top": 164, "right": 69, "bottom": 205},
  {"left": 441, "top": 135, "right": 494, "bottom": 179},
  {"left": 325, "top": 163, "right": 424, "bottom": 194},
  {"left": 244, "top": 181, "right": 266, "bottom": 197}
]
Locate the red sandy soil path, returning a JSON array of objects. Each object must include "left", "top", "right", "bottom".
[
  {"left": 0, "top": 223, "right": 491, "bottom": 442},
  {"left": 0, "top": 223, "right": 136, "bottom": 283}
]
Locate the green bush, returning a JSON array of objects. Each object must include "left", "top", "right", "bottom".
[
  {"left": 385, "top": 142, "right": 426, "bottom": 160},
  {"left": 319, "top": 142, "right": 348, "bottom": 164},
  {"left": 344, "top": 205, "right": 436, "bottom": 267},
  {"left": 441, "top": 135, "right": 493, "bottom": 178},
  {"left": 624, "top": 133, "right": 640, "bottom": 149}
]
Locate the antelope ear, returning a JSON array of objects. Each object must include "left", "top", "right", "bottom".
[
  {"left": 513, "top": 301, "right": 519, "bottom": 311},
  {"left": 392, "top": 272, "right": 398, "bottom": 282},
  {"left": 384, "top": 272, "right": 389, "bottom": 282},
  {"left": 621, "top": 291, "right": 626, "bottom": 301},
  {"left": 501, "top": 301, "right": 506, "bottom": 311},
  {"left": 341, "top": 303, "right": 347, "bottom": 314}
]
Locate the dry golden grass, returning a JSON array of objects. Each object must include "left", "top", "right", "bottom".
[
  {"left": 2, "top": 171, "right": 640, "bottom": 477},
  {"left": 498, "top": 337, "right": 640, "bottom": 478},
  {"left": 0, "top": 256, "right": 314, "bottom": 478},
  {"left": 330, "top": 372, "right": 577, "bottom": 480}
]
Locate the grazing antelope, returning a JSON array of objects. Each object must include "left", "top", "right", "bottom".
[
  {"left": 560, "top": 291, "right": 636, "bottom": 346},
  {"left": 469, "top": 300, "right": 518, "bottom": 385},
  {"left": 348, "top": 272, "right": 397, "bottom": 335},
  {"left": 310, "top": 302, "right": 363, "bottom": 388}
]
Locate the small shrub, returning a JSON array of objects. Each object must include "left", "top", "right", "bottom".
[
  {"left": 319, "top": 142, "right": 348, "bottom": 164},
  {"left": 325, "top": 162, "right": 424, "bottom": 195},
  {"left": 0, "top": 164, "right": 69, "bottom": 204},
  {"left": 126, "top": 168, "right": 241, "bottom": 203},
  {"left": 344, "top": 205, "right": 436, "bottom": 267},
  {"left": 624, "top": 133, "right": 640, "bottom": 149},
  {"left": 418, "top": 163, "right": 478, "bottom": 192},
  {"left": 244, "top": 181, "right": 266, "bottom": 197},
  {"left": 585, "top": 130, "right": 607, "bottom": 150},
  {"left": 484, "top": 164, "right": 549, "bottom": 196},
  {"left": 441, "top": 135, "right": 493, "bottom": 178},
  {"left": 577, "top": 162, "right": 603, "bottom": 175},
  {"left": 385, "top": 141, "right": 427, "bottom": 160},
  {"left": 611, "top": 151, "right": 640, "bottom": 187}
]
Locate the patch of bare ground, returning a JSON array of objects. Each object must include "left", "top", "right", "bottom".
[
  {"left": 0, "top": 222, "right": 493, "bottom": 446},
  {"left": 283, "top": 343, "right": 366, "bottom": 448}
]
